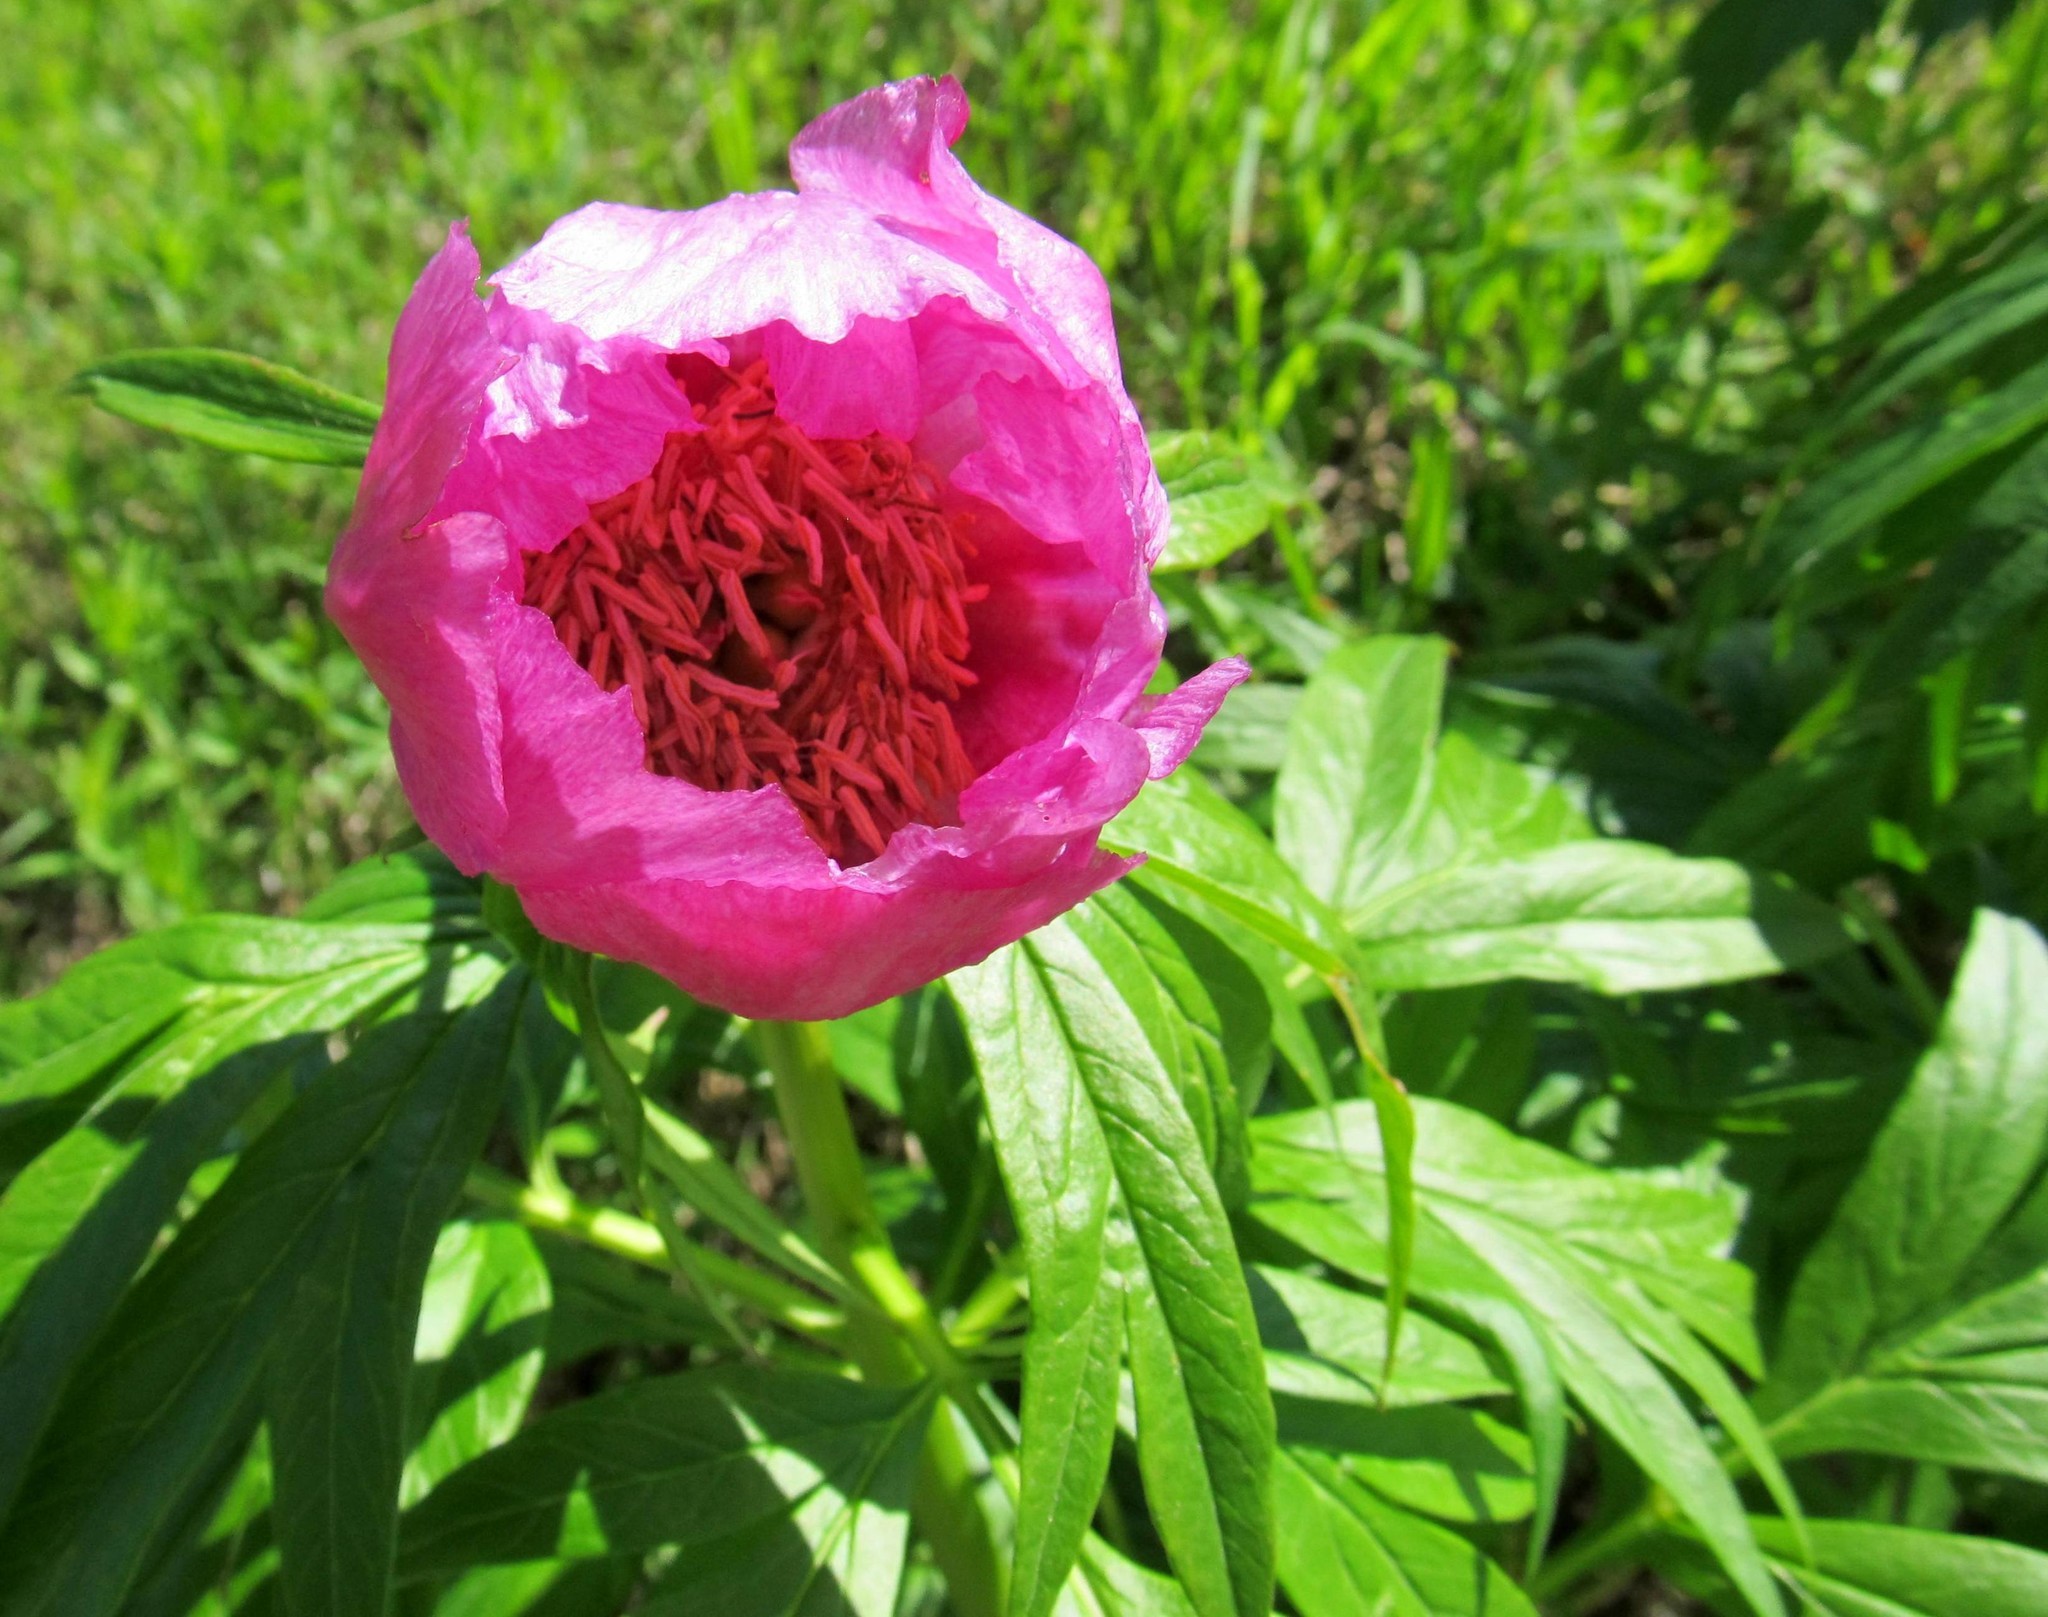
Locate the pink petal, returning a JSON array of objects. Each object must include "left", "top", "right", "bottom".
[
  {"left": 432, "top": 299, "right": 697, "bottom": 556},
  {"left": 487, "top": 603, "right": 831, "bottom": 892},
  {"left": 521, "top": 840, "right": 1134, "bottom": 1022},
  {"left": 333, "top": 86, "right": 1245, "bottom": 1021},
  {"left": 326, "top": 225, "right": 514, "bottom": 872},
  {"left": 1128, "top": 659, "right": 1254, "bottom": 778}
]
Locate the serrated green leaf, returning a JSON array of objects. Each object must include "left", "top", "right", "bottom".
[{"left": 71, "top": 349, "right": 380, "bottom": 465}]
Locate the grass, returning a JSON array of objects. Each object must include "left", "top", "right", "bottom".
[{"left": 3, "top": 0, "right": 2044, "bottom": 989}]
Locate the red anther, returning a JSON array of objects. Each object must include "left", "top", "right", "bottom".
[{"left": 520, "top": 360, "right": 980, "bottom": 865}]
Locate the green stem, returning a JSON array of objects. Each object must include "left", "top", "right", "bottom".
[
  {"left": 754, "top": 1019, "right": 1010, "bottom": 1617},
  {"left": 464, "top": 1165, "right": 850, "bottom": 1347},
  {"left": 1528, "top": 1503, "right": 1665, "bottom": 1603},
  {"left": 1838, "top": 884, "right": 1942, "bottom": 1034},
  {"left": 561, "top": 956, "right": 767, "bottom": 1352},
  {"left": 949, "top": 1255, "right": 1026, "bottom": 1352}
]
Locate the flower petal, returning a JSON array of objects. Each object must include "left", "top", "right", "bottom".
[
  {"left": 487, "top": 602, "right": 831, "bottom": 892},
  {"left": 326, "top": 225, "right": 515, "bottom": 872},
  {"left": 520, "top": 840, "right": 1133, "bottom": 1022},
  {"left": 1128, "top": 658, "right": 1254, "bottom": 778}
]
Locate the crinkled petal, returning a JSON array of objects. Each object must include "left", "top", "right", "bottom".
[
  {"left": 491, "top": 190, "right": 1009, "bottom": 356},
  {"left": 326, "top": 225, "right": 514, "bottom": 872},
  {"left": 1129, "top": 658, "right": 1253, "bottom": 778},
  {"left": 488, "top": 603, "right": 830, "bottom": 891},
  {"left": 520, "top": 841, "right": 1133, "bottom": 1022},
  {"left": 433, "top": 299, "right": 698, "bottom": 555}
]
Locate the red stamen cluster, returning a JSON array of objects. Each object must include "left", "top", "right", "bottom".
[{"left": 521, "top": 361, "right": 984, "bottom": 866}]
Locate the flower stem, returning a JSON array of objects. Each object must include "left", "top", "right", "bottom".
[
  {"left": 754, "top": 1019, "right": 1009, "bottom": 1617},
  {"left": 463, "top": 1164, "right": 851, "bottom": 1347}
]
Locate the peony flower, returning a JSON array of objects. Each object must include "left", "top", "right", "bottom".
[{"left": 327, "top": 75, "right": 1246, "bottom": 1021}]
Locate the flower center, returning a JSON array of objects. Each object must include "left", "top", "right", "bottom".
[{"left": 521, "top": 360, "right": 983, "bottom": 866}]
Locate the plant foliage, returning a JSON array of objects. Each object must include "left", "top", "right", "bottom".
[{"left": 9, "top": 3, "right": 2048, "bottom": 1613}]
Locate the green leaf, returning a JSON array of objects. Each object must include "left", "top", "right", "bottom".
[
  {"left": 1106, "top": 769, "right": 1357, "bottom": 980},
  {"left": 1754, "top": 348, "right": 2048, "bottom": 600},
  {"left": 0, "top": 902, "right": 493, "bottom": 1528},
  {"left": 949, "top": 944, "right": 1122, "bottom": 1617},
  {"left": 1252, "top": 1100, "right": 1783, "bottom": 1616},
  {"left": 1348, "top": 840, "right": 1852, "bottom": 994},
  {"left": 1090, "top": 886, "right": 1257, "bottom": 1207},
  {"left": 1, "top": 899, "right": 479, "bottom": 1157},
  {"left": 397, "top": 1367, "right": 932, "bottom": 1575},
  {"left": 826, "top": 1003, "right": 904, "bottom": 1115},
  {"left": 403, "top": 1221, "right": 553, "bottom": 1507},
  {"left": 1063, "top": 1534, "right": 1204, "bottom": 1617},
  {"left": 1662, "top": 1516, "right": 2048, "bottom": 1617},
  {"left": 1053, "top": 907, "right": 1274, "bottom": 1617},
  {"left": 1125, "top": 877, "right": 1326, "bottom": 1110},
  {"left": 1759, "top": 909, "right": 2048, "bottom": 1482},
  {"left": 954, "top": 911, "right": 1277, "bottom": 1617},
  {"left": 641, "top": 1098, "right": 849, "bottom": 1301},
  {"left": 1190, "top": 682, "right": 1299, "bottom": 774},
  {"left": 534, "top": 1233, "right": 717, "bottom": 1368},
  {"left": 1827, "top": 246, "right": 2048, "bottom": 444},
  {"left": 634, "top": 1404, "right": 928, "bottom": 1617},
  {"left": 1754, "top": 1517, "right": 2048, "bottom": 1616},
  {"left": 890, "top": 986, "right": 982, "bottom": 1216},
  {"left": 71, "top": 349, "right": 380, "bottom": 464},
  {"left": 1249, "top": 1265, "right": 1508, "bottom": 1409},
  {"left": 427, "top": 1559, "right": 637, "bottom": 1617},
  {"left": 1152, "top": 431, "right": 1304, "bottom": 572},
  {"left": 1277, "top": 1400, "right": 1534, "bottom": 1524},
  {"left": 266, "top": 970, "right": 524, "bottom": 1617},
  {"left": 1272, "top": 1450, "right": 1536, "bottom": 1617},
  {"left": 1275, "top": 636, "right": 1449, "bottom": 922},
  {"left": 0, "top": 953, "right": 511, "bottom": 1617}
]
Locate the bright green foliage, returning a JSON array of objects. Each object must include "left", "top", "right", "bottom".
[
  {"left": 70, "top": 351, "right": 380, "bottom": 465},
  {"left": 9, "top": 2, "right": 2048, "bottom": 1614}
]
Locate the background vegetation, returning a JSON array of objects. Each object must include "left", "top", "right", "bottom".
[{"left": 6, "top": 2, "right": 2048, "bottom": 1615}]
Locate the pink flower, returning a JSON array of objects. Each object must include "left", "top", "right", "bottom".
[{"left": 327, "top": 76, "right": 1246, "bottom": 1021}]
